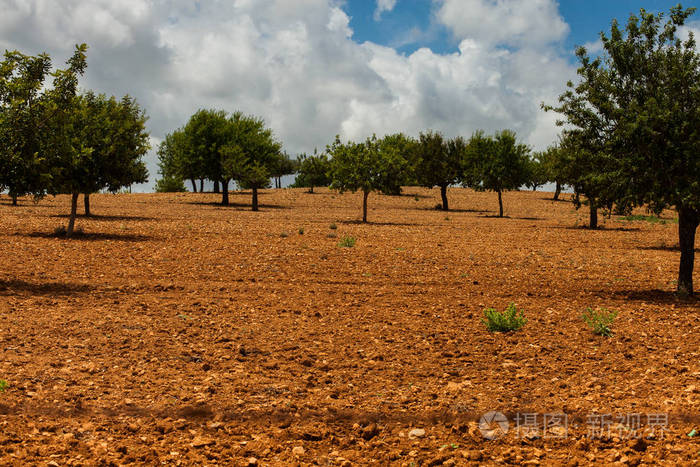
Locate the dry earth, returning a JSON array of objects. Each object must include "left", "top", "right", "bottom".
[{"left": 0, "top": 187, "right": 699, "bottom": 466}]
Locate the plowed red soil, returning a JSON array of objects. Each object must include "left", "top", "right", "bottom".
[{"left": 1, "top": 187, "right": 699, "bottom": 466}]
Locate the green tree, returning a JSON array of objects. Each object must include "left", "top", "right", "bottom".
[
  {"left": 292, "top": 150, "right": 332, "bottom": 193},
  {"left": 328, "top": 134, "right": 406, "bottom": 223},
  {"left": 378, "top": 133, "right": 417, "bottom": 195},
  {"left": 155, "top": 130, "right": 188, "bottom": 192},
  {"left": 467, "top": 130, "right": 531, "bottom": 217},
  {"left": 557, "top": 133, "right": 614, "bottom": 229},
  {"left": 0, "top": 45, "right": 89, "bottom": 235},
  {"left": 414, "top": 131, "right": 464, "bottom": 210},
  {"left": 220, "top": 112, "right": 282, "bottom": 211},
  {"left": 183, "top": 109, "right": 230, "bottom": 203},
  {"left": 270, "top": 152, "right": 297, "bottom": 189},
  {"left": 533, "top": 143, "right": 568, "bottom": 200},
  {"left": 75, "top": 92, "right": 149, "bottom": 216},
  {"left": 0, "top": 49, "right": 54, "bottom": 205},
  {"left": 547, "top": 5, "right": 700, "bottom": 294}
]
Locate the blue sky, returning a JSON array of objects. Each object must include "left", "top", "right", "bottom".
[{"left": 343, "top": 0, "right": 698, "bottom": 58}]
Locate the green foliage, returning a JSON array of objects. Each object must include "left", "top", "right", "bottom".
[
  {"left": 292, "top": 150, "right": 332, "bottom": 191},
  {"left": 328, "top": 134, "right": 407, "bottom": 222},
  {"left": 482, "top": 303, "right": 527, "bottom": 332},
  {"left": 338, "top": 236, "right": 356, "bottom": 248},
  {"left": 582, "top": 307, "right": 618, "bottom": 337},
  {"left": 466, "top": 130, "right": 531, "bottom": 216},
  {"left": 413, "top": 131, "right": 465, "bottom": 210},
  {"left": 378, "top": 133, "right": 417, "bottom": 194},
  {"left": 0, "top": 380, "right": 7, "bottom": 392},
  {"left": 329, "top": 223, "right": 337, "bottom": 230},
  {"left": 71, "top": 92, "right": 150, "bottom": 196},
  {"left": 546, "top": 5, "right": 700, "bottom": 293},
  {"left": 221, "top": 111, "right": 282, "bottom": 209},
  {"left": 0, "top": 44, "right": 87, "bottom": 203},
  {"left": 155, "top": 175, "right": 187, "bottom": 193}
]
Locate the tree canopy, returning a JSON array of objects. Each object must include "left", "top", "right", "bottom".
[
  {"left": 328, "top": 134, "right": 406, "bottom": 223},
  {"left": 547, "top": 5, "right": 700, "bottom": 294}
]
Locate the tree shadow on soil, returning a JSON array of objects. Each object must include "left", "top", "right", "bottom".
[
  {"left": 18, "top": 231, "right": 151, "bottom": 242},
  {"left": 602, "top": 288, "right": 698, "bottom": 306},
  {"left": 339, "top": 219, "right": 424, "bottom": 227},
  {"left": 411, "top": 207, "right": 489, "bottom": 213},
  {"left": 477, "top": 214, "right": 544, "bottom": 221},
  {"left": 49, "top": 214, "right": 154, "bottom": 221},
  {"left": 551, "top": 225, "right": 641, "bottom": 232},
  {"left": 639, "top": 245, "right": 699, "bottom": 252},
  {"left": 0, "top": 278, "right": 93, "bottom": 296},
  {"left": 182, "top": 201, "right": 289, "bottom": 210}
]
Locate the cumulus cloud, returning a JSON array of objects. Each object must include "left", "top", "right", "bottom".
[
  {"left": 0, "top": 0, "right": 576, "bottom": 191},
  {"left": 374, "top": 0, "right": 398, "bottom": 21},
  {"left": 435, "top": 0, "right": 569, "bottom": 46}
]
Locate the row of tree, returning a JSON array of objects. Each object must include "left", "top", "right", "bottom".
[
  {"left": 0, "top": 46, "right": 150, "bottom": 235},
  {"left": 155, "top": 109, "right": 295, "bottom": 210},
  {"left": 307, "top": 130, "right": 532, "bottom": 222}
]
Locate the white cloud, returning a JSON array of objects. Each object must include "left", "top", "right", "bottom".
[
  {"left": 0, "top": 0, "right": 575, "bottom": 191},
  {"left": 374, "top": 0, "right": 398, "bottom": 21},
  {"left": 435, "top": 0, "right": 569, "bottom": 46}
]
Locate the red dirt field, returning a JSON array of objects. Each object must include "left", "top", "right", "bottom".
[{"left": 0, "top": 187, "right": 698, "bottom": 466}]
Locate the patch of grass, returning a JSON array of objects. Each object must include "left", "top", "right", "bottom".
[
  {"left": 338, "top": 236, "right": 356, "bottom": 248},
  {"left": 280, "top": 231, "right": 289, "bottom": 238},
  {"left": 482, "top": 303, "right": 526, "bottom": 332},
  {"left": 329, "top": 223, "right": 338, "bottom": 230},
  {"left": 582, "top": 307, "right": 618, "bottom": 337},
  {"left": 327, "top": 233, "right": 337, "bottom": 239},
  {"left": 0, "top": 380, "right": 8, "bottom": 392}
]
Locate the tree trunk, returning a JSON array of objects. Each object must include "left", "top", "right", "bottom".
[
  {"left": 554, "top": 181, "right": 561, "bottom": 201},
  {"left": 213, "top": 180, "right": 220, "bottom": 193},
  {"left": 309, "top": 186, "right": 314, "bottom": 194},
  {"left": 589, "top": 198, "right": 598, "bottom": 229},
  {"left": 252, "top": 186, "right": 259, "bottom": 211},
  {"left": 440, "top": 184, "right": 449, "bottom": 211},
  {"left": 362, "top": 190, "right": 369, "bottom": 223},
  {"left": 11, "top": 194, "right": 17, "bottom": 206},
  {"left": 677, "top": 207, "right": 699, "bottom": 296},
  {"left": 199, "top": 179, "right": 204, "bottom": 193},
  {"left": 221, "top": 179, "right": 229, "bottom": 206},
  {"left": 84, "top": 193, "right": 91, "bottom": 217},
  {"left": 497, "top": 190, "right": 504, "bottom": 217},
  {"left": 191, "top": 178, "right": 197, "bottom": 193},
  {"left": 66, "top": 192, "right": 79, "bottom": 237}
]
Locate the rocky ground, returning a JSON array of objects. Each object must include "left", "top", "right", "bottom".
[{"left": 0, "top": 187, "right": 698, "bottom": 466}]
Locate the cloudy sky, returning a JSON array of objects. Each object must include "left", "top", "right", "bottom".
[{"left": 0, "top": 0, "right": 697, "bottom": 191}]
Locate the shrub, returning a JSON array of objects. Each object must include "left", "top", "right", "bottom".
[
  {"left": 298, "top": 228, "right": 304, "bottom": 235},
  {"left": 338, "top": 236, "right": 356, "bottom": 248},
  {"left": 482, "top": 303, "right": 526, "bottom": 332},
  {"left": 155, "top": 175, "right": 187, "bottom": 193},
  {"left": 582, "top": 307, "right": 617, "bottom": 337},
  {"left": 0, "top": 380, "right": 8, "bottom": 392},
  {"left": 330, "top": 223, "right": 338, "bottom": 230},
  {"left": 280, "top": 231, "right": 289, "bottom": 238}
]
